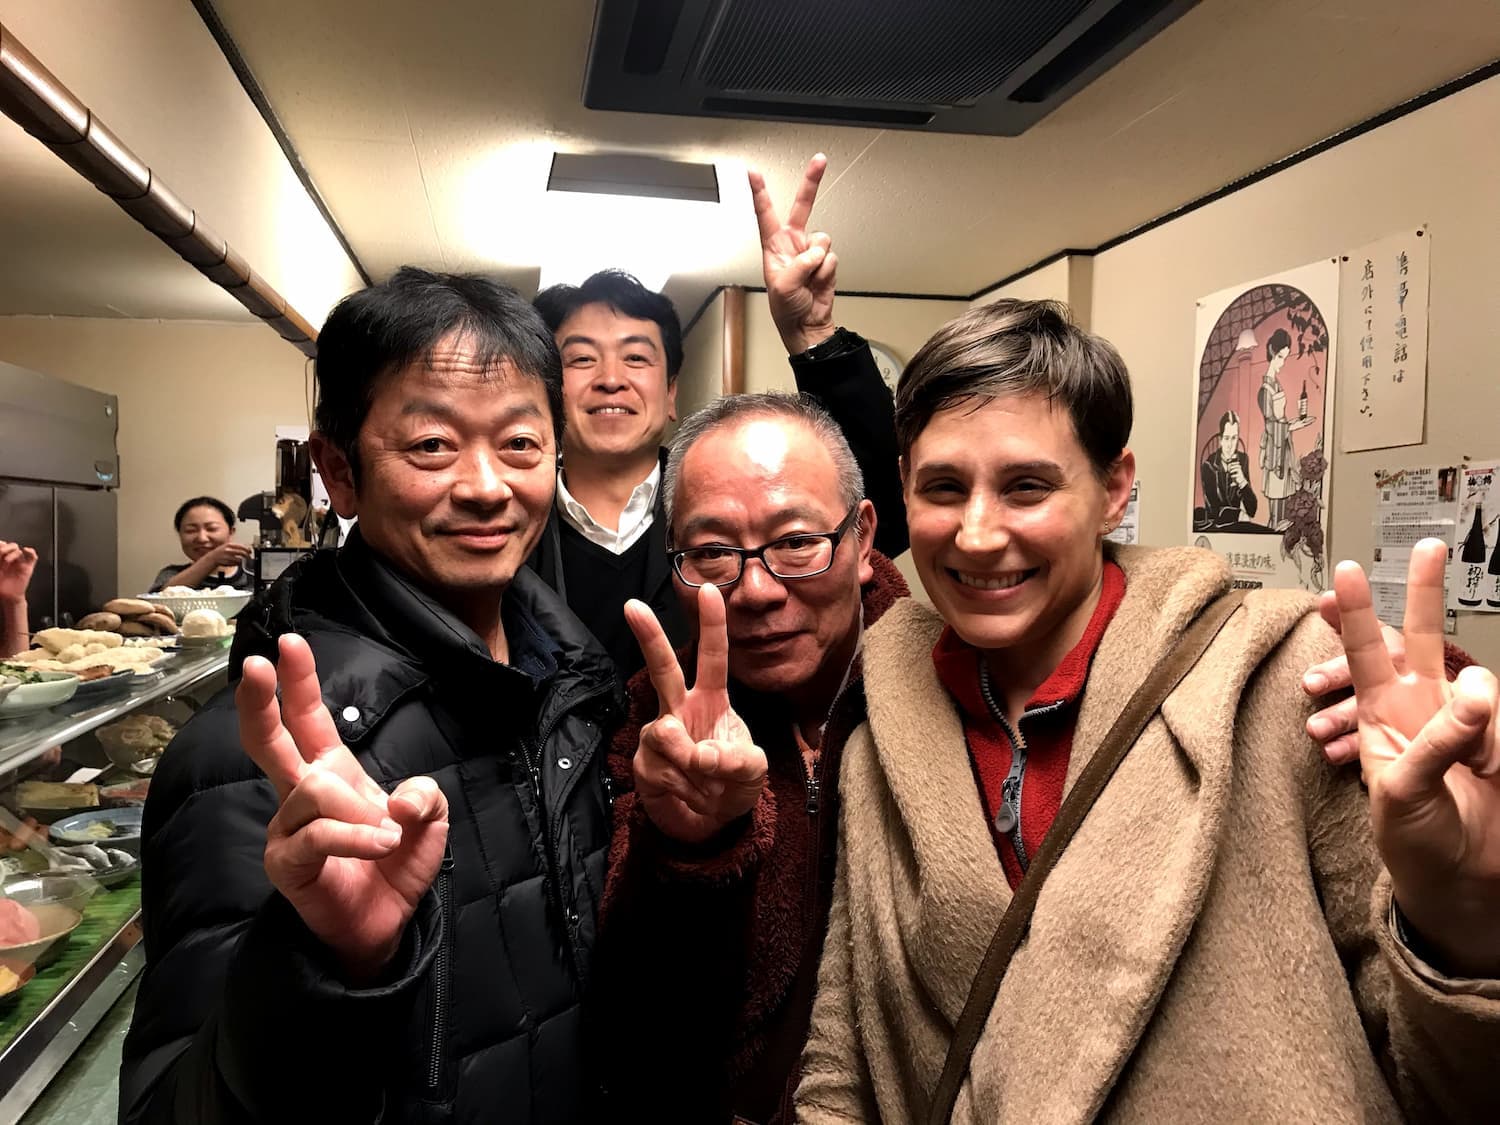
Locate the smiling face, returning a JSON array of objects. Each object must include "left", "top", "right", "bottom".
[
  {"left": 178, "top": 505, "right": 232, "bottom": 561},
  {"left": 556, "top": 302, "right": 677, "bottom": 467},
  {"left": 313, "top": 332, "right": 557, "bottom": 614},
  {"left": 672, "top": 417, "right": 874, "bottom": 707},
  {"left": 903, "top": 393, "right": 1133, "bottom": 676}
]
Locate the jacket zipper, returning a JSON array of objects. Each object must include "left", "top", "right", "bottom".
[
  {"left": 802, "top": 751, "right": 821, "bottom": 815},
  {"left": 526, "top": 682, "right": 615, "bottom": 977},
  {"left": 426, "top": 842, "right": 456, "bottom": 1094}
]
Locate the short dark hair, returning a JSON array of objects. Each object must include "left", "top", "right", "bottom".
[
  {"left": 314, "top": 267, "right": 563, "bottom": 479},
  {"left": 1266, "top": 328, "right": 1292, "bottom": 361},
  {"left": 533, "top": 269, "right": 683, "bottom": 381},
  {"left": 1218, "top": 410, "right": 1241, "bottom": 436},
  {"left": 894, "top": 299, "right": 1133, "bottom": 477},
  {"left": 174, "top": 496, "right": 235, "bottom": 531}
]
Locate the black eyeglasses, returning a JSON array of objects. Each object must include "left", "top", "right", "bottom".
[{"left": 670, "top": 505, "right": 861, "bottom": 589}]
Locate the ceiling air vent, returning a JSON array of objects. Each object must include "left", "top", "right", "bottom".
[{"left": 583, "top": 0, "right": 1199, "bottom": 136}]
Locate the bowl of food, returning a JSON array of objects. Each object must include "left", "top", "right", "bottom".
[
  {"left": 2, "top": 872, "right": 96, "bottom": 915},
  {"left": 49, "top": 807, "right": 144, "bottom": 855},
  {"left": 142, "top": 588, "right": 252, "bottom": 623},
  {"left": 0, "top": 899, "right": 82, "bottom": 968},
  {"left": 0, "top": 668, "right": 80, "bottom": 719},
  {"left": 97, "top": 713, "right": 177, "bottom": 773}
]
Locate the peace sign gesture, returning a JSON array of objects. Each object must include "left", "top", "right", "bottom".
[
  {"left": 624, "top": 584, "right": 768, "bottom": 845},
  {"left": 750, "top": 153, "right": 838, "bottom": 357},
  {"left": 1333, "top": 538, "right": 1500, "bottom": 976},
  {"left": 238, "top": 634, "right": 450, "bottom": 982}
]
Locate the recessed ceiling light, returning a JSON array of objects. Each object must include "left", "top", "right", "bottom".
[{"left": 546, "top": 152, "right": 720, "bottom": 203}]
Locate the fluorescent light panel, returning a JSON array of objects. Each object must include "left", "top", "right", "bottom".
[{"left": 546, "top": 152, "right": 720, "bottom": 203}]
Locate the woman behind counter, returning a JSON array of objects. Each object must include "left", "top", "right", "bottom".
[
  {"left": 797, "top": 299, "right": 1500, "bottom": 1124},
  {"left": 149, "top": 497, "right": 255, "bottom": 594}
]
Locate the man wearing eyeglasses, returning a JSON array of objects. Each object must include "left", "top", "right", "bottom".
[{"left": 586, "top": 392, "right": 907, "bottom": 1124}]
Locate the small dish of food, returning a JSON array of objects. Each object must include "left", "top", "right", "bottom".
[
  {"left": 0, "top": 899, "right": 82, "bottom": 968},
  {"left": 2, "top": 872, "right": 97, "bottom": 915},
  {"left": 49, "top": 808, "right": 144, "bottom": 855}
]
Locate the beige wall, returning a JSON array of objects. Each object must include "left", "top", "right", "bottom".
[
  {"left": 971, "top": 255, "right": 1094, "bottom": 329},
  {"left": 676, "top": 291, "right": 725, "bottom": 422},
  {"left": 743, "top": 294, "right": 967, "bottom": 394},
  {"left": 1088, "top": 74, "right": 1500, "bottom": 666},
  {"left": 0, "top": 316, "right": 310, "bottom": 598}
]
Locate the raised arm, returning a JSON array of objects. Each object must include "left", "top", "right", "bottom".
[{"left": 751, "top": 155, "right": 908, "bottom": 558}]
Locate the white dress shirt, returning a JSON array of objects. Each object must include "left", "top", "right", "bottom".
[{"left": 556, "top": 463, "right": 660, "bottom": 555}]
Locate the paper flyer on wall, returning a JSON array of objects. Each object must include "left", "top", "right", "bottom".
[
  {"left": 1105, "top": 480, "right": 1140, "bottom": 545},
  {"left": 1370, "top": 463, "right": 1459, "bottom": 631},
  {"left": 1339, "top": 228, "right": 1431, "bottom": 453},
  {"left": 1449, "top": 461, "right": 1500, "bottom": 612},
  {"left": 1190, "top": 259, "right": 1338, "bottom": 591}
]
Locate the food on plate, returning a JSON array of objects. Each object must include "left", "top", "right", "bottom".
[
  {"left": 121, "top": 636, "right": 176, "bottom": 649},
  {"left": 74, "top": 820, "right": 117, "bottom": 840},
  {"left": 137, "top": 612, "right": 180, "bottom": 635},
  {"left": 0, "top": 663, "right": 62, "bottom": 685},
  {"left": 0, "top": 900, "right": 40, "bottom": 945},
  {"left": 180, "top": 608, "right": 229, "bottom": 638},
  {"left": 51, "top": 843, "right": 133, "bottom": 871},
  {"left": 9, "top": 644, "right": 165, "bottom": 677},
  {"left": 103, "top": 598, "right": 156, "bottom": 617},
  {"left": 160, "top": 584, "right": 241, "bottom": 597},
  {"left": 17, "top": 781, "right": 99, "bottom": 811},
  {"left": 76, "top": 612, "right": 123, "bottom": 631},
  {"left": 33, "top": 628, "right": 123, "bottom": 654},
  {"left": 0, "top": 961, "right": 27, "bottom": 995},
  {"left": 97, "top": 713, "right": 177, "bottom": 760},
  {"left": 100, "top": 778, "right": 151, "bottom": 805}
]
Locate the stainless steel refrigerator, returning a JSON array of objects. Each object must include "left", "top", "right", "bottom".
[{"left": 0, "top": 359, "right": 119, "bottom": 629}]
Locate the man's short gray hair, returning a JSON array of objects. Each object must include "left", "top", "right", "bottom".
[{"left": 663, "top": 393, "right": 866, "bottom": 534}]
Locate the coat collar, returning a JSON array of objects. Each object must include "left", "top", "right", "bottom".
[{"left": 859, "top": 544, "right": 1314, "bottom": 1120}]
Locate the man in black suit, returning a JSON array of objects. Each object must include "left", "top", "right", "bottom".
[{"left": 1201, "top": 410, "right": 1258, "bottom": 528}]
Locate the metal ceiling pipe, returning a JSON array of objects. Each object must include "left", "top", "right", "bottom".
[{"left": 0, "top": 20, "right": 318, "bottom": 356}]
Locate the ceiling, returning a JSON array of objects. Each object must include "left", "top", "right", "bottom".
[
  {"left": 2, "top": 0, "right": 1498, "bottom": 328},
  {"left": 0, "top": 111, "right": 252, "bottom": 320}
]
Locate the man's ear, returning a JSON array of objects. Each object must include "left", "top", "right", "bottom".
[
  {"left": 310, "top": 433, "right": 358, "bottom": 519},
  {"left": 855, "top": 498, "right": 877, "bottom": 585}
]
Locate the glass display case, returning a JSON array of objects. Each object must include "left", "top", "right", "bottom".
[{"left": 0, "top": 647, "right": 229, "bottom": 1117}]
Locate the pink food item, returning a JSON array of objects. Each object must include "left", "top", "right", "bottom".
[{"left": 0, "top": 900, "right": 40, "bottom": 946}]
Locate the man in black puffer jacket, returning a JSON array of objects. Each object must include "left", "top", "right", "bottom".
[{"left": 120, "top": 270, "right": 622, "bottom": 1124}]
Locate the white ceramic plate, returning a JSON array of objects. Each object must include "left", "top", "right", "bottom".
[{"left": 0, "top": 672, "right": 80, "bottom": 718}]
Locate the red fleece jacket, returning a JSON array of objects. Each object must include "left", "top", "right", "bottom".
[{"left": 590, "top": 552, "right": 906, "bottom": 1125}]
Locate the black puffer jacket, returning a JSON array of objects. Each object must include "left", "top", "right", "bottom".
[{"left": 119, "top": 531, "right": 623, "bottom": 1124}]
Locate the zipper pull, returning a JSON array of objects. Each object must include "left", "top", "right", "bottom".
[{"left": 805, "top": 773, "right": 820, "bottom": 815}]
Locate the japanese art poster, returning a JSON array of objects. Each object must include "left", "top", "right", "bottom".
[
  {"left": 1191, "top": 259, "right": 1338, "bottom": 591},
  {"left": 1448, "top": 461, "right": 1500, "bottom": 613}
]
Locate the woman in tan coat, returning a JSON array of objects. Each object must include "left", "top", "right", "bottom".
[{"left": 797, "top": 300, "right": 1500, "bottom": 1123}]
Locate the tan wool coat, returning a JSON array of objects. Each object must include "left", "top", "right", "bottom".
[{"left": 797, "top": 545, "right": 1500, "bottom": 1124}]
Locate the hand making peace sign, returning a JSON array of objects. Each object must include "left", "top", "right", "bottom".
[
  {"left": 1334, "top": 538, "right": 1500, "bottom": 977},
  {"left": 238, "top": 634, "right": 450, "bottom": 982},
  {"left": 751, "top": 153, "right": 839, "bottom": 357},
  {"left": 624, "top": 584, "right": 769, "bottom": 845}
]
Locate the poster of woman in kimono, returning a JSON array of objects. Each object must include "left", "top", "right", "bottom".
[{"left": 1191, "top": 259, "right": 1338, "bottom": 591}]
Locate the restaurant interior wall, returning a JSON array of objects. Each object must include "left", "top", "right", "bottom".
[
  {"left": 0, "top": 316, "right": 311, "bottom": 599},
  {"left": 1078, "top": 72, "right": 1500, "bottom": 666},
  {"left": 676, "top": 289, "right": 726, "bottom": 423}
]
